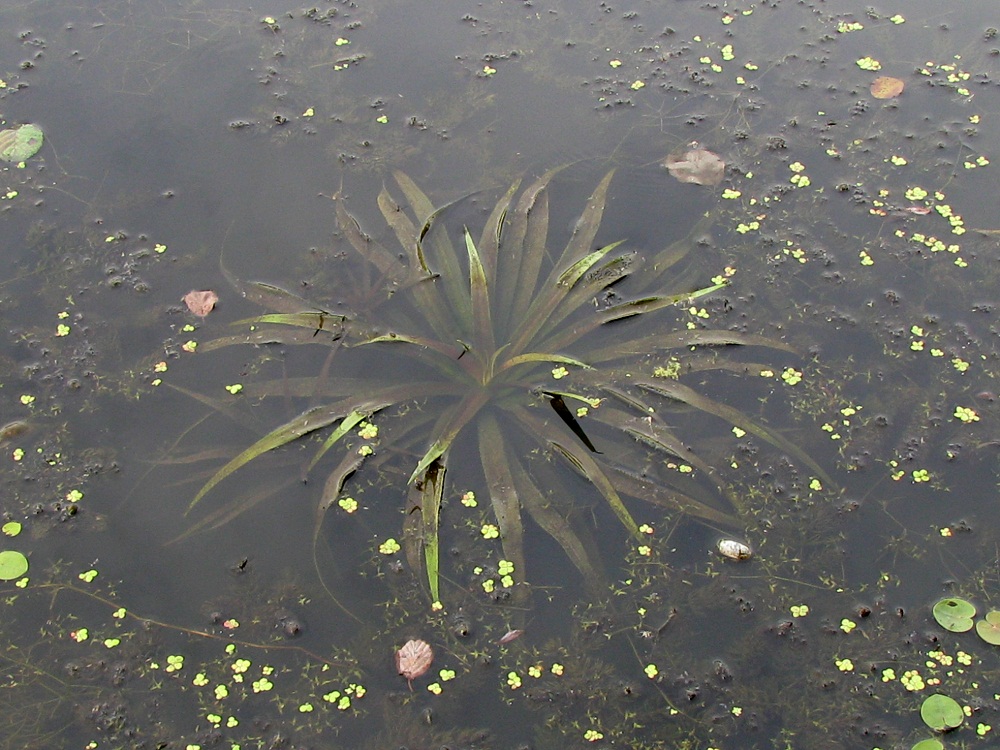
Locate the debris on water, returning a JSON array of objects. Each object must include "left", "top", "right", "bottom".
[
  {"left": 664, "top": 143, "right": 725, "bottom": 186},
  {"left": 717, "top": 539, "right": 752, "bottom": 560},
  {"left": 0, "top": 420, "right": 31, "bottom": 444}
]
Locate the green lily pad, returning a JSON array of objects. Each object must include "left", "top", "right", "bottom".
[
  {"left": 911, "top": 739, "right": 944, "bottom": 750},
  {"left": 0, "top": 124, "right": 43, "bottom": 162},
  {"left": 920, "top": 694, "right": 964, "bottom": 732},
  {"left": 932, "top": 597, "right": 976, "bottom": 632},
  {"left": 976, "top": 610, "right": 1000, "bottom": 645},
  {"left": 0, "top": 549, "right": 28, "bottom": 580}
]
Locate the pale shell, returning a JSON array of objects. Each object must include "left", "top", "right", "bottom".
[{"left": 717, "top": 539, "right": 752, "bottom": 560}]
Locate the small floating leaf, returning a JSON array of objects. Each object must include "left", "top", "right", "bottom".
[
  {"left": 664, "top": 145, "right": 725, "bottom": 186},
  {"left": 870, "top": 76, "right": 905, "bottom": 99},
  {"left": 183, "top": 290, "right": 219, "bottom": 317},
  {"left": 0, "top": 550, "right": 28, "bottom": 580},
  {"left": 920, "top": 694, "right": 964, "bottom": 732},
  {"left": 932, "top": 597, "right": 976, "bottom": 632},
  {"left": 911, "top": 740, "right": 944, "bottom": 750},
  {"left": 395, "top": 639, "right": 433, "bottom": 684},
  {"left": 0, "top": 124, "right": 43, "bottom": 162},
  {"left": 976, "top": 610, "right": 1000, "bottom": 645}
]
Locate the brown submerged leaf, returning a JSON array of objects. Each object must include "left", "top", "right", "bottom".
[
  {"left": 396, "top": 639, "right": 433, "bottom": 685},
  {"left": 664, "top": 145, "right": 725, "bottom": 186},
  {"left": 183, "top": 290, "right": 219, "bottom": 317},
  {"left": 870, "top": 76, "right": 904, "bottom": 99}
]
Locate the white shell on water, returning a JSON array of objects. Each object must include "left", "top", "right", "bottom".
[{"left": 717, "top": 539, "right": 752, "bottom": 560}]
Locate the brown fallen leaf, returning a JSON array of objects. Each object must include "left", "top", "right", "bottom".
[
  {"left": 183, "top": 290, "right": 219, "bottom": 317},
  {"left": 870, "top": 76, "right": 904, "bottom": 99},
  {"left": 664, "top": 144, "right": 726, "bottom": 186},
  {"left": 396, "top": 639, "right": 433, "bottom": 687}
]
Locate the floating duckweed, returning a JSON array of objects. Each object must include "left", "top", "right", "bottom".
[
  {"left": 790, "top": 604, "right": 809, "bottom": 617},
  {"left": 835, "top": 658, "right": 854, "bottom": 672},
  {"left": 507, "top": 671, "right": 522, "bottom": 689},
  {"left": 378, "top": 538, "right": 401, "bottom": 554},
  {"left": 856, "top": 56, "right": 881, "bottom": 71},
  {"left": 954, "top": 406, "right": 979, "bottom": 423},
  {"left": 781, "top": 368, "right": 802, "bottom": 385},
  {"left": 338, "top": 497, "right": 358, "bottom": 513},
  {"left": 840, "top": 619, "right": 856, "bottom": 633},
  {"left": 912, "top": 469, "right": 930, "bottom": 482},
  {"left": 901, "top": 669, "right": 926, "bottom": 691}
]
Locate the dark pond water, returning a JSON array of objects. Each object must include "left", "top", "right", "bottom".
[{"left": 2, "top": 1, "right": 1000, "bottom": 748}]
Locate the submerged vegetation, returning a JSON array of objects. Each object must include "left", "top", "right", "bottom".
[
  {"left": 3, "top": 0, "right": 1000, "bottom": 747},
  {"left": 180, "top": 167, "right": 828, "bottom": 603}
]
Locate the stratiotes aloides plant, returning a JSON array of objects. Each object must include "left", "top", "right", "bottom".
[{"left": 179, "top": 167, "right": 829, "bottom": 603}]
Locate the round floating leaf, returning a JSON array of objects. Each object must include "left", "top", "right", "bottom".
[
  {"left": 920, "top": 694, "right": 964, "bottom": 732},
  {"left": 976, "top": 610, "right": 1000, "bottom": 645},
  {"left": 911, "top": 739, "right": 944, "bottom": 750},
  {"left": 933, "top": 597, "right": 976, "bottom": 632},
  {"left": 0, "top": 550, "right": 28, "bottom": 580},
  {"left": 395, "top": 639, "right": 433, "bottom": 684},
  {"left": 870, "top": 75, "right": 905, "bottom": 99},
  {"left": 0, "top": 124, "right": 43, "bottom": 162}
]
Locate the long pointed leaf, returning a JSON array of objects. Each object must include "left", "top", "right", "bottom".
[
  {"left": 478, "top": 178, "right": 521, "bottom": 285},
  {"left": 508, "top": 451, "right": 606, "bottom": 590},
  {"left": 408, "top": 389, "right": 490, "bottom": 484},
  {"left": 420, "top": 459, "right": 445, "bottom": 602},
  {"left": 497, "top": 167, "right": 562, "bottom": 333},
  {"left": 585, "top": 329, "right": 799, "bottom": 364},
  {"left": 513, "top": 407, "right": 640, "bottom": 538},
  {"left": 507, "top": 240, "right": 625, "bottom": 356},
  {"left": 635, "top": 377, "right": 833, "bottom": 486},
  {"left": 464, "top": 227, "right": 496, "bottom": 358},
  {"left": 478, "top": 414, "right": 529, "bottom": 607},
  {"left": 186, "top": 403, "right": 351, "bottom": 513}
]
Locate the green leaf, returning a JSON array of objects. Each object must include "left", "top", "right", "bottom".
[
  {"left": 920, "top": 694, "right": 964, "bottom": 732},
  {"left": 976, "top": 610, "right": 1000, "bottom": 645},
  {"left": 187, "top": 403, "right": 359, "bottom": 512},
  {"left": 304, "top": 410, "right": 371, "bottom": 476},
  {"left": 419, "top": 459, "right": 445, "bottom": 602},
  {"left": 408, "top": 390, "right": 490, "bottom": 484},
  {"left": 910, "top": 740, "right": 944, "bottom": 750},
  {"left": 464, "top": 227, "right": 495, "bottom": 355},
  {"left": 497, "top": 167, "right": 562, "bottom": 335},
  {"left": 932, "top": 597, "right": 976, "bottom": 632},
  {"left": 0, "top": 124, "right": 43, "bottom": 162},
  {"left": 0, "top": 550, "right": 28, "bottom": 580}
]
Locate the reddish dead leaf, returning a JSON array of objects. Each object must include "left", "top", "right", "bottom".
[
  {"left": 183, "top": 290, "right": 219, "bottom": 317},
  {"left": 664, "top": 145, "right": 726, "bottom": 186},
  {"left": 498, "top": 629, "right": 524, "bottom": 645},
  {"left": 395, "top": 639, "right": 433, "bottom": 686},
  {"left": 905, "top": 206, "right": 932, "bottom": 215},
  {"left": 870, "top": 76, "right": 905, "bottom": 99}
]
